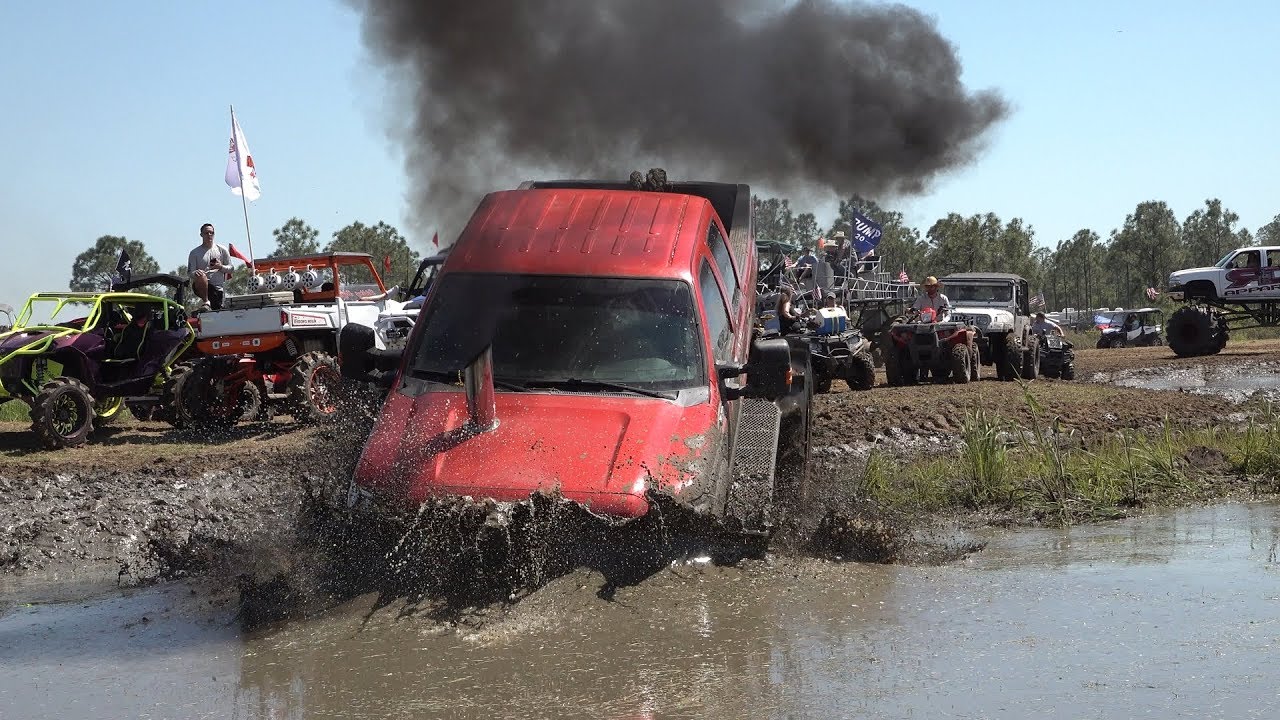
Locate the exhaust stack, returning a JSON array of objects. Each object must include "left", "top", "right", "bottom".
[{"left": 463, "top": 346, "right": 499, "bottom": 432}]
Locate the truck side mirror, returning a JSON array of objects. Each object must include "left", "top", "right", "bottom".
[{"left": 720, "top": 337, "right": 791, "bottom": 401}]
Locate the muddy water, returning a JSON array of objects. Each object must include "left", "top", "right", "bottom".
[
  {"left": 5, "top": 503, "right": 1280, "bottom": 719},
  {"left": 1114, "top": 364, "right": 1280, "bottom": 402}
]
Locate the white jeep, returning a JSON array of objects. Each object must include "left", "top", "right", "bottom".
[{"left": 940, "top": 272, "right": 1039, "bottom": 380}]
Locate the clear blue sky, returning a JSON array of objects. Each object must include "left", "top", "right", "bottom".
[{"left": 2, "top": 0, "right": 1277, "bottom": 311}]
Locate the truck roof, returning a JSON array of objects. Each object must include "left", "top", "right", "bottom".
[
  {"left": 940, "top": 272, "right": 1026, "bottom": 282},
  {"left": 444, "top": 188, "right": 723, "bottom": 280}
]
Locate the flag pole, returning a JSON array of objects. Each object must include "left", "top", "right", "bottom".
[{"left": 231, "top": 104, "right": 256, "bottom": 273}]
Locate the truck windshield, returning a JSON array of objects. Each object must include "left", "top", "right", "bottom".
[
  {"left": 408, "top": 274, "right": 705, "bottom": 392},
  {"left": 948, "top": 284, "right": 1013, "bottom": 304}
]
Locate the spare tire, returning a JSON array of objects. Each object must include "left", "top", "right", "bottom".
[{"left": 1167, "top": 305, "right": 1224, "bottom": 357}]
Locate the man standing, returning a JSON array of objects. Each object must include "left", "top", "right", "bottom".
[
  {"left": 189, "top": 223, "right": 232, "bottom": 310},
  {"left": 911, "top": 276, "right": 951, "bottom": 320}
]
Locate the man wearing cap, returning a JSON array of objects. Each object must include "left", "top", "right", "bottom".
[{"left": 912, "top": 276, "right": 951, "bottom": 320}]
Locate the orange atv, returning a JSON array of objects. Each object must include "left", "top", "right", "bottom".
[{"left": 883, "top": 307, "right": 980, "bottom": 385}]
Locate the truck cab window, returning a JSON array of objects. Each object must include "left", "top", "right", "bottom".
[
  {"left": 699, "top": 261, "right": 734, "bottom": 363},
  {"left": 707, "top": 221, "right": 740, "bottom": 310}
]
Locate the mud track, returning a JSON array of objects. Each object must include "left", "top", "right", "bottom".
[{"left": 3, "top": 340, "right": 1278, "bottom": 621}]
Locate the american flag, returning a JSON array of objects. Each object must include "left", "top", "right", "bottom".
[
  {"left": 898, "top": 265, "right": 909, "bottom": 283},
  {"left": 1146, "top": 287, "right": 1159, "bottom": 301},
  {"left": 783, "top": 255, "right": 796, "bottom": 268},
  {"left": 1030, "top": 292, "right": 1046, "bottom": 309}
]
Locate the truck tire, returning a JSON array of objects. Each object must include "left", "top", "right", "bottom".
[
  {"left": 30, "top": 377, "right": 95, "bottom": 449},
  {"left": 1167, "top": 305, "right": 1225, "bottom": 357},
  {"left": 846, "top": 352, "right": 875, "bottom": 391},
  {"left": 1020, "top": 336, "right": 1040, "bottom": 381},
  {"left": 288, "top": 351, "right": 343, "bottom": 423},
  {"left": 775, "top": 358, "right": 813, "bottom": 503},
  {"left": 950, "top": 344, "right": 970, "bottom": 384},
  {"left": 997, "top": 333, "right": 1019, "bottom": 381}
]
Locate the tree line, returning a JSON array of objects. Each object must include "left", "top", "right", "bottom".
[
  {"left": 68, "top": 219, "right": 426, "bottom": 297},
  {"left": 755, "top": 195, "right": 1280, "bottom": 311}
]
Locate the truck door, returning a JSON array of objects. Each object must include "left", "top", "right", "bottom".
[{"left": 1224, "top": 250, "right": 1263, "bottom": 297}]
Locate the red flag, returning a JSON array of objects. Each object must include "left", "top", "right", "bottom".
[
  {"left": 432, "top": 231, "right": 439, "bottom": 247},
  {"left": 383, "top": 255, "right": 392, "bottom": 274},
  {"left": 228, "top": 244, "right": 253, "bottom": 265}
]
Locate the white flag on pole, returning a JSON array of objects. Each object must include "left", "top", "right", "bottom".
[{"left": 225, "top": 111, "right": 261, "bottom": 201}]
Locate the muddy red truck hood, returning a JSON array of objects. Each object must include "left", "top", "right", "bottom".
[{"left": 352, "top": 390, "right": 721, "bottom": 517}]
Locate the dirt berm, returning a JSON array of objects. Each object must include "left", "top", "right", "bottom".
[{"left": 2, "top": 340, "right": 1277, "bottom": 586}]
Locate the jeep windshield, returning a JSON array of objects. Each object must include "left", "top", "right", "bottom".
[
  {"left": 407, "top": 274, "right": 705, "bottom": 394},
  {"left": 947, "top": 284, "right": 1014, "bottom": 305}
]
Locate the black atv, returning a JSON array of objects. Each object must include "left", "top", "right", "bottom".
[
  {"left": 803, "top": 328, "right": 876, "bottom": 393},
  {"left": 1037, "top": 332, "right": 1076, "bottom": 380}
]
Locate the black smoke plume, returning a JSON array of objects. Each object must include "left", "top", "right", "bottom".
[{"left": 352, "top": 0, "right": 1008, "bottom": 238}]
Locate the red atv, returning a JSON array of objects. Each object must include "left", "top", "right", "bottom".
[{"left": 883, "top": 307, "right": 980, "bottom": 385}]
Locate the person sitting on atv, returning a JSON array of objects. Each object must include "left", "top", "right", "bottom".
[
  {"left": 1031, "top": 312, "right": 1064, "bottom": 337},
  {"left": 911, "top": 276, "right": 951, "bottom": 321},
  {"left": 776, "top": 284, "right": 807, "bottom": 334}
]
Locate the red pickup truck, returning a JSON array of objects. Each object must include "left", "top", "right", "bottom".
[{"left": 340, "top": 175, "right": 814, "bottom": 529}]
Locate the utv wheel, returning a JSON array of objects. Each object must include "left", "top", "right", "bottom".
[
  {"left": 160, "top": 361, "right": 199, "bottom": 428},
  {"left": 775, "top": 358, "right": 813, "bottom": 503},
  {"left": 950, "top": 344, "right": 971, "bottom": 385},
  {"left": 93, "top": 396, "right": 125, "bottom": 425},
  {"left": 969, "top": 344, "right": 981, "bottom": 381},
  {"left": 288, "top": 351, "right": 343, "bottom": 423},
  {"left": 1167, "top": 305, "right": 1225, "bottom": 357},
  {"left": 1061, "top": 362, "right": 1076, "bottom": 381},
  {"left": 847, "top": 352, "right": 876, "bottom": 391},
  {"left": 30, "top": 377, "right": 95, "bottom": 449},
  {"left": 1020, "top": 336, "right": 1040, "bottom": 381},
  {"left": 1111, "top": 336, "right": 1127, "bottom": 349}
]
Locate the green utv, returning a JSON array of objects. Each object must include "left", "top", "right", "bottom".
[{"left": 0, "top": 274, "right": 197, "bottom": 448}]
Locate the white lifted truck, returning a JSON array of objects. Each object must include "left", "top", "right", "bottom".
[{"left": 1164, "top": 246, "right": 1280, "bottom": 356}]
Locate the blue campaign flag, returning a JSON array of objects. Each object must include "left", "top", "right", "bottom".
[
  {"left": 851, "top": 210, "right": 884, "bottom": 256},
  {"left": 1093, "top": 314, "right": 1113, "bottom": 327}
]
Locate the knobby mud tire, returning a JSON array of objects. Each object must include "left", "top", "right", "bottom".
[
  {"left": 847, "top": 352, "right": 876, "bottom": 391},
  {"left": 93, "top": 396, "right": 125, "bottom": 425},
  {"left": 950, "top": 344, "right": 970, "bottom": 385},
  {"left": 288, "top": 351, "right": 343, "bottom": 424},
  {"left": 1061, "top": 362, "right": 1076, "bottom": 381},
  {"left": 1167, "top": 305, "right": 1224, "bottom": 357},
  {"left": 1020, "top": 335, "right": 1040, "bottom": 381},
  {"left": 30, "top": 377, "right": 95, "bottom": 449}
]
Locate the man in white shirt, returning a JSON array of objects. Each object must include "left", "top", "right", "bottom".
[
  {"left": 911, "top": 276, "right": 950, "bottom": 321},
  {"left": 189, "top": 223, "right": 233, "bottom": 310}
]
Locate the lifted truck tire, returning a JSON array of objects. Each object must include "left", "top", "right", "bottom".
[
  {"left": 1020, "top": 335, "right": 1040, "bottom": 381},
  {"left": 30, "top": 377, "right": 95, "bottom": 449},
  {"left": 1167, "top": 305, "right": 1226, "bottom": 357}
]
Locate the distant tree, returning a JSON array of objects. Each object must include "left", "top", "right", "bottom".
[
  {"left": 1257, "top": 214, "right": 1280, "bottom": 246},
  {"left": 326, "top": 221, "right": 421, "bottom": 287},
  {"left": 269, "top": 217, "right": 321, "bottom": 258},
  {"left": 1181, "top": 199, "right": 1243, "bottom": 267},
  {"left": 69, "top": 236, "right": 159, "bottom": 292},
  {"left": 1109, "top": 201, "right": 1182, "bottom": 301}
]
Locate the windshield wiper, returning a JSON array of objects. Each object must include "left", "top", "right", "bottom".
[
  {"left": 527, "top": 378, "right": 672, "bottom": 399},
  {"left": 411, "top": 368, "right": 528, "bottom": 392}
]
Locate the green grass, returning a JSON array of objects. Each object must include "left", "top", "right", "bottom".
[
  {"left": 842, "top": 385, "right": 1280, "bottom": 526},
  {"left": 0, "top": 400, "right": 29, "bottom": 422}
]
